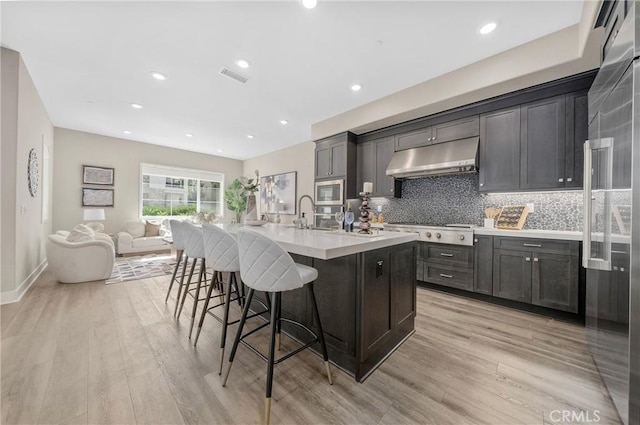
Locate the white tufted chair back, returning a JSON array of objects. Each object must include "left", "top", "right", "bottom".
[
  {"left": 202, "top": 224, "right": 240, "bottom": 273},
  {"left": 237, "top": 228, "right": 304, "bottom": 292},
  {"left": 169, "top": 220, "right": 186, "bottom": 251},
  {"left": 182, "top": 222, "right": 205, "bottom": 259}
]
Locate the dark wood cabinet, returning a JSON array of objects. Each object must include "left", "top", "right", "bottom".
[
  {"left": 492, "top": 237, "right": 580, "bottom": 312},
  {"left": 565, "top": 90, "right": 588, "bottom": 188},
  {"left": 314, "top": 132, "right": 357, "bottom": 198},
  {"left": 473, "top": 235, "right": 493, "bottom": 295},
  {"left": 419, "top": 242, "right": 474, "bottom": 292},
  {"left": 520, "top": 95, "right": 566, "bottom": 190},
  {"left": 479, "top": 107, "right": 521, "bottom": 192},
  {"left": 356, "top": 137, "right": 399, "bottom": 198},
  {"left": 493, "top": 249, "right": 532, "bottom": 303},
  {"left": 531, "top": 253, "right": 579, "bottom": 313},
  {"left": 431, "top": 116, "right": 479, "bottom": 144},
  {"left": 394, "top": 127, "right": 432, "bottom": 151}
]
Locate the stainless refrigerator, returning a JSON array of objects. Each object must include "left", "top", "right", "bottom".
[{"left": 584, "top": 3, "right": 639, "bottom": 425}]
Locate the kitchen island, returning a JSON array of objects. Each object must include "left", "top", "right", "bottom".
[{"left": 218, "top": 223, "right": 418, "bottom": 382}]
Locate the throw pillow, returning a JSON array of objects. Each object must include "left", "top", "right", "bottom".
[
  {"left": 145, "top": 220, "right": 161, "bottom": 237},
  {"left": 66, "top": 224, "right": 95, "bottom": 243},
  {"left": 126, "top": 221, "right": 146, "bottom": 238}
]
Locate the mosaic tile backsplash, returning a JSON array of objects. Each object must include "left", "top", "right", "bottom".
[{"left": 366, "top": 174, "right": 584, "bottom": 231}]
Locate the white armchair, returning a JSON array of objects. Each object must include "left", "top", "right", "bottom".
[{"left": 46, "top": 234, "right": 115, "bottom": 283}]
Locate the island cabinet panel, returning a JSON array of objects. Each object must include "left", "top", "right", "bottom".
[
  {"left": 473, "top": 235, "right": 493, "bottom": 295},
  {"left": 531, "top": 253, "right": 579, "bottom": 313},
  {"left": 479, "top": 107, "right": 521, "bottom": 192},
  {"left": 520, "top": 95, "right": 566, "bottom": 190},
  {"left": 492, "top": 249, "right": 532, "bottom": 303},
  {"left": 358, "top": 243, "right": 416, "bottom": 380}
]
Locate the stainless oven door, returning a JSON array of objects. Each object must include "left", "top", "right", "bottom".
[
  {"left": 314, "top": 205, "right": 344, "bottom": 229},
  {"left": 315, "top": 179, "right": 344, "bottom": 205}
]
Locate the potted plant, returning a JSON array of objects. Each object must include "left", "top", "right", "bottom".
[{"left": 225, "top": 178, "right": 247, "bottom": 223}]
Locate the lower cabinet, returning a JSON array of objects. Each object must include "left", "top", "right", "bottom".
[
  {"left": 473, "top": 235, "right": 493, "bottom": 295},
  {"left": 418, "top": 242, "right": 473, "bottom": 291},
  {"left": 492, "top": 249, "right": 533, "bottom": 303},
  {"left": 531, "top": 253, "right": 579, "bottom": 313}
]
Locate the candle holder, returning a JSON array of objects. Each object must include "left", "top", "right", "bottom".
[{"left": 358, "top": 191, "right": 372, "bottom": 234}]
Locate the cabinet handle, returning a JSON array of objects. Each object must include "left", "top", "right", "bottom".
[
  {"left": 433, "top": 136, "right": 437, "bottom": 140},
  {"left": 376, "top": 260, "right": 384, "bottom": 277},
  {"left": 440, "top": 253, "right": 454, "bottom": 257},
  {"left": 480, "top": 183, "right": 484, "bottom": 187},
  {"left": 567, "top": 177, "right": 573, "bottom": 182},
  {"left": 525, "top": 257, "right": 531, "bottom": 262},
  {"left": 523, "top": 243, "right": 542, "bottom": 248},
  {"left": 533, "top": 258, "right": 539, "bottom": 262},
  {"left": 440, "top": 273, "right": 453, "bottom": 279},
  {"left": 474, "top": 239, "right": 478, "bottom": 243},
  {"left": 427, "top": 137, "right": 431, "bottom": 141},
  {"left": 390, "top": 189, "right": 394, "bottom": 192},
  {"left": 559, "top": 178, "right": 564, "bottom": 183}
]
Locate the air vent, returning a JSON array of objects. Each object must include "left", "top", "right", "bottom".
[{"left": 219, "top": 67, "right": 248, "bottom": 84}]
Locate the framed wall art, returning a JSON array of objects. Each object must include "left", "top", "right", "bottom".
[
  {"left": 83, "top": 165, "right": 114, "bottom": 186},
  {"left": 259, "top": 171, "right": 297, "bottom": 215},
  {"left": 82, "top": 188, "right": 114, "bottom": 207}
]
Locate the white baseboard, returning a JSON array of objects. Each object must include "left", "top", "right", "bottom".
[{"left": 0, "top": 259, "right": 48, "bottom": 305}]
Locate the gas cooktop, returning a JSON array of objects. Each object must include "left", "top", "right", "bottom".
[{"left": 385, "top": 222, "right": 476, "bottom": 245}]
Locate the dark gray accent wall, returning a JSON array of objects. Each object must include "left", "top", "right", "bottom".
[{"left": 365, "top": 174, "right": 583, "bottom": 231}]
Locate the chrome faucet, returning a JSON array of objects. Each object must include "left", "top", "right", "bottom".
[{"left": 296, "top": 195, "right": 316, "bottom": 229}]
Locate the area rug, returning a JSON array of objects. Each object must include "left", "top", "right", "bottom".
[{"left": 106, "top": 254, "right": 177, "bottom": 284}]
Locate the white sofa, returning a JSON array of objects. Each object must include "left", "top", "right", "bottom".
[
  {"left": 47, "top": 233, "right": 115, "bottom": 283},
  {"left": 117, "top": 220, "right": 171, "bottom": 255}
]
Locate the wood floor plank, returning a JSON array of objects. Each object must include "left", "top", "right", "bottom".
[
  {"left": 2, "top": 359, "right": 53, "bottom": 425},
  {"left": 128, "top": 368, "right": 185, "bottom": 425}
]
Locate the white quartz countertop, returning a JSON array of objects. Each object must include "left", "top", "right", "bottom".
[
  {"left": 473, "top": 228, "right": 583, "bottom": 241},
  {"left": 217, "top": 223, "right": 418, "bottom": 260}
]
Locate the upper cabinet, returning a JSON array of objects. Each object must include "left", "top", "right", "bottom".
[
  {"left": 520, "top": 95, "right": 566, "bottom": 190},
  {"left": 315, "top": 132, "right": 357, "bottom": 198},
  {"left": 394, "top": 116, "right": 479, "bottom": 151},
  {"left": 565, "top": 90, "right": 588, "bottom": 188},
  {"left": 357, "top": 137, "right": 400, "bottom": 198},
  {"left": 479, "top": 107, "right": 521, "bottom": 192}
]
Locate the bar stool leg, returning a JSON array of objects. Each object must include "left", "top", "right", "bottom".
[
  {"left": 176, "top": 256, "right": 196, "bottom": 318},
  {"left": 275, "top": 292, "right": 282, "bottom": 351},
  {"left": 218, "top": 271, "right": 235, "bottom": 374},
  {"left": 188, "top": 258, "right": 206, "bottom": 339},
  {"left": 194, "top": 271, "right": 219, "bottom": 346},
  {"left": 165, "top": 249, "right": 183, "bottom": 303},
  {"left": 222, "top": 288, "right": 255, "bottom": 387},
  {"left": 264, "top": 292, "right": 279, "bottom": 425},
  {"left": 308, "top": 282, "right": 333, "bottom": 385}
]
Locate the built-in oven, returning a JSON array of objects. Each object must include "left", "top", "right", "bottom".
[
  {"left": 314, "top": 205, "right": 344, "bottom": 230},
  {"left": 315, "top": 179, "right": 344, "bottom": 205}
]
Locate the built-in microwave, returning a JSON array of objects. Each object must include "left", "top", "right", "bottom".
[{"left": 314, "top": 179, "right": 344, "bottom": 205}]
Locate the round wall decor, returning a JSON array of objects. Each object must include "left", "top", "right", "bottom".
[{"left": 28, "top": 148, "right": 39, "bottom": 197}]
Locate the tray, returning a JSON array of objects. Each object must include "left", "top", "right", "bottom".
[{"left": 495, "top": 205, "right": 529, "bottom": 230}]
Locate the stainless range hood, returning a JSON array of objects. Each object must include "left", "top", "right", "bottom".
[{"left": 386, "top": 137, "right": 479, "bottom": 179}]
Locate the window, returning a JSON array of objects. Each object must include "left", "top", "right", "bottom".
[{"left": 140, "top": 163, "right": 224, "bottom": 218}]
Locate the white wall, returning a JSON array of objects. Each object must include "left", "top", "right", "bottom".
[
  {"left": 53, "top": 128, "right": 244, "bottom": 233},
  {"left": 1, "top": 48, "right": 54, "bottom": 301},
  {"left": 243, "top": 141, "right": 315, "bottom": 224}
]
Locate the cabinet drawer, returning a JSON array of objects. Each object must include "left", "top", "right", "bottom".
[
  {"left": 494, "top": 237, "right": 578, "bottom": 256},
  {"left": 395, "top": 127, "right": 432, "bottom": 151},
  {"left": 425, "top": 264, "right": 473, "bottom": 291},
  {"left": 425, "top": 244, "right": 473, "bottom": 268}
]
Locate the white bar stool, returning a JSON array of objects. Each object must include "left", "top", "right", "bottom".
[
  {"left": 222, "top": 228, "right": 332, "bottom": 425},
  {"left": 176, "top": 222, "right": 211, "bottom": 338},
  {"left": 195, "top": 224, "right": 245, "bottom": 373},
  {"left": 165, "top": 220, "right": 187, "bottom": 304}
]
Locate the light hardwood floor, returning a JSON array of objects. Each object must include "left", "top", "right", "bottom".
[{"left": 1, "top": 270, "right": 622, "bottom": 425}]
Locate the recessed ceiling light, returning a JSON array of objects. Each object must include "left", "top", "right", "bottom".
[
  {"left": 301, "top": 0, "right": 317, "bottom": 9},
  {"left": 151, "top": 71, "right": 167, "bottom": 80},
  {"left": 280, "top": 120, "right": 289, "bottom": 125},
  {"left": 479, "top": 22, "right": 497, "bottom": 35},
  {"left": 351, "top": 84, "right": 362, "bottom": 92},
  {"left": 185, "top": 133, "right": 193, "bottom": 138},
  {"left": 217, "top": 149, "right": 223, "bottom": 153},
  {"left": 123, "top": 130, "right": 131, "bottom": 135},
  {"left": 130, "top": 103, "right": 143, "bottom": 109},
  {"left": 236, "top": 59, "right": 250, "bottom": 69},
  {"left": 247, "top": 134, "right": 255, "bottom": 139}
]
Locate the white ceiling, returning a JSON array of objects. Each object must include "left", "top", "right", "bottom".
[{"left": 1, "top": 1, "right": 584, "bottom": 160}]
